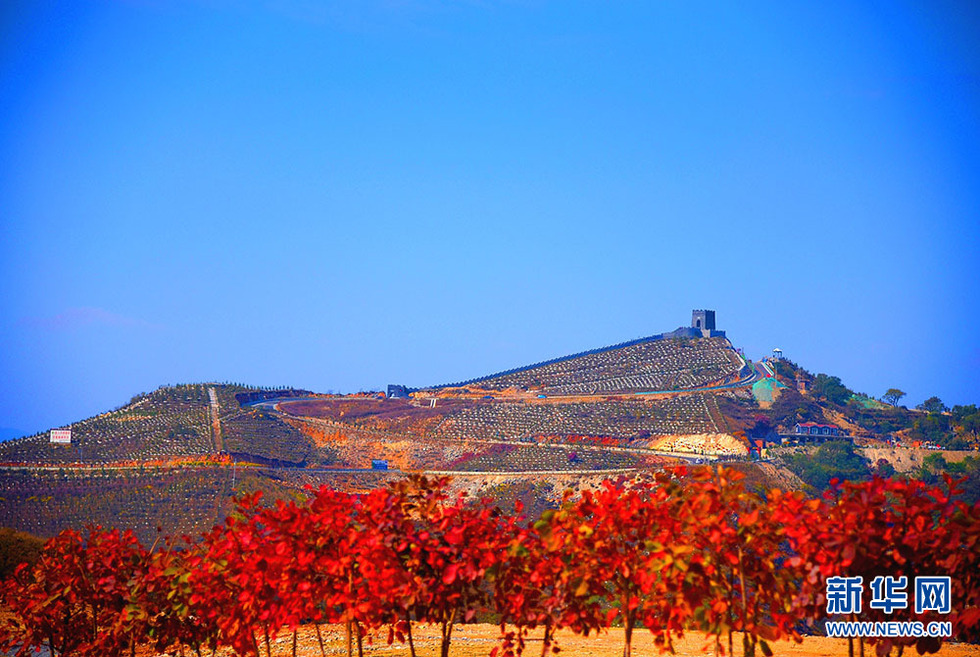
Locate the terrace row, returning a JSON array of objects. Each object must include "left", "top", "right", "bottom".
[
  {"left": 0, "top": 385, "right": 215, "bottom": 465},
  {"left": 451, "top": 337, "right": 741, "bottom": 393},
  {"left": 448, "top": 443, "right": 642, "bottom": 472},
  {"left": 430, "top": 395, "right": 724, "bottom": 442},
  {"left": 0, "top": 467, "right": 232, "bottom": 543}
]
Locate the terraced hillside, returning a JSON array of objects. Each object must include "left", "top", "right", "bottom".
[
  {"left": 0, "top": 330, "right": 762, "bottom": 541},
  {"left": 0, "top": 465, "right": 379, "bottom": 544},
  {"left": 0, "top": 385, "right": 214, "bottom": 465},
  {"left": 278, "top": 334, "right": 755, "bottom": 464},
  {"left": 282, "top": 390, "right": 746, "bottom": 445},
  {"left": 434, "top": 335, "right": 745, "bottom": 393},
  {"left": 0, "top": 466, "right": 235, "bottom": 544},
  {"left": 0, "top": 384, "right": 315, "bottom": 466},
  {"left": 284, "top": 414, "right": 680, "bottom": 472},
  {"left": 443, "top": 443, "right": 649, "bottom": 472},
  {"left": 432, "top": 395, "right": 731, "bottom": 441}
]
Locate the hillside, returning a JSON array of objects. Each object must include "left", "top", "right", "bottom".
[
  {"left": 0, "top": 466, "right": 235, "bottom": 544},
  {"left": 0, "top": 384, "right": 213, "bottom": 465},
  {"left": 763, "top": 359, "right": 979, "bottom": 450},
  {"left": 429, "top": 334, "right": 746, "bottom": 393},
  {"left": 281, "top": 392, "right": 747, "bottom": 452},
  {"left": 1, "top": 316, "right": 976, "bottom": 543},
  {"left": 0, "top": 384, "right": 316, "bottom": 467}
]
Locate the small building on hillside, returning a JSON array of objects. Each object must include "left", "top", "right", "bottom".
[
  {"left": 386, "top": 384, "right": 410, "bottom": 399},
  {"left": 794, "top": 422, "right": 846, "bottom": 437},
  {"left": 775, "top": 423, "right": 849, "bottom": 445}
]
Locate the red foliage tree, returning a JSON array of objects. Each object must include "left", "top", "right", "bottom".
[
  {"left": 782, "top": 475, "right": 980, "bottom": 656},
  {"left": 128, "top": 537, "right": 221, "bottom": 657},
  {"left": 392, "top": 476, "right": 504, "bottom": 657},
  {"left": 680, "top": 467, "right": 809, "bottom": 657},
  {"left": 0, "top": 527, "right": 148, "bottom": 657},
  {"left": 491, "top": 509, "right": 570, "bottom": 657},
  {"left": 523, "top": 473, "right": 699, "bottom": 657},
  {"left": 2, "top": 471, "right": 977, "bottom": 657}
]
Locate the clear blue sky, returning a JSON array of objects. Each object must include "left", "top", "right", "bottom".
[{"left": 2, "top": 1, "right": 978, "bottom": 437}]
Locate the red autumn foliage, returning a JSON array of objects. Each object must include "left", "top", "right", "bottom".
[{"left": 0, "top": 468, "right": 977, "bottom": 657}]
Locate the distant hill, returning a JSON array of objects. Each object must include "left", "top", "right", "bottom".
[
  {"left": 0, "top": 384, "right": 316, "bottom": 467},
  {"left": 2, "top": 322, "right": 976, "bottom": 544},
  {"left": 426, "top": 334, "right": 747, "bottom": 394}
]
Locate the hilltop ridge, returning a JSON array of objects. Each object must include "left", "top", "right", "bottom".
[
  {"left": 389, "top": 309, "right": 743, "bottom": 396},
  {"left": 2, "top": 310, "right": 977, "bottom": 542}
]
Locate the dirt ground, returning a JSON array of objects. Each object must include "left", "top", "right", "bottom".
[
  {"left": 144, "top": 623, "right": 980, "bottom": 657},
  {"left": 858, "top": 447, "right": 977, "bottom": 474}
]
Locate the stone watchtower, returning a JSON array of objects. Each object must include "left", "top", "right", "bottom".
[
  {"left": 664, "top": 310, "right": 725, "bottom": 339},
  {"left": 691, "top": 309, "right": 716, "bottom": 336}
]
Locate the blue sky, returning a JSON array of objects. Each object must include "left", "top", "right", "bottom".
[{"left": 2, "top": 1, "right": 978, "bottom": 437}]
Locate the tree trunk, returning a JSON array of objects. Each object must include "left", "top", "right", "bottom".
[
  {"left": 738, "top": 547, "right": 752, "bottom": 657},
  {"left": 622, "top": 603, "right": 635, "bottom": 657},
  {"left": 441, "top": 609, "right": 457, "bottom": 657},
  {"left": 541, "top": 622, "right": 553, "bottom": 657},
  {"left": 743, "top": 632, "right": 754, "bottom": 657},
  {"left": 293, "top": 630, "right": 298, "bottom": 657},
  {"left": 407, "top": 617, "right": 417, "bottom": 657},
  {"left": 315, "top": 623, "right": 327, "bottom": 657}
]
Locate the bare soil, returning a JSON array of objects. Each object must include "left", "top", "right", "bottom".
[
  {"left": 858, "top": 447, "right": 978, "bottom": 474},
  {"left": 144, "top": 623, "right": 980, "bottom": 657}
]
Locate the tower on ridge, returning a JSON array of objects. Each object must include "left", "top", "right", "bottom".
[{"left": 692, "top": 309, "right": 716, "bottom": 336}]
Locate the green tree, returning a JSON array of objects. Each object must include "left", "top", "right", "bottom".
[
  {"left": 784, "top": 440, "right": 871, "bottom": 490},
  {"left": 952, "top": 405, "right": 980, "bottom": 441},
  {"left": 769, "top": 388, "right": 822, "bottom": 427},
  {"left": 811, "top": 374, "right": 852, "bottom": 406},
  {"left": 883, "top": 388, "right": 906, "bottom": 406},
  {"left": 917, "top": 396, "right": 947, "bottom": 413},
  {"left": 873, "top": 458, "right": 896, "bottom": 478},
  {"left": 952, "top": 404, "right": 979, "bottom": 422},
  {"left": 922, "top": 452, "right": 947, "bottom": 472},
  {"left": 909, "top": 413, "right": 953, "bottom": 445}
]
